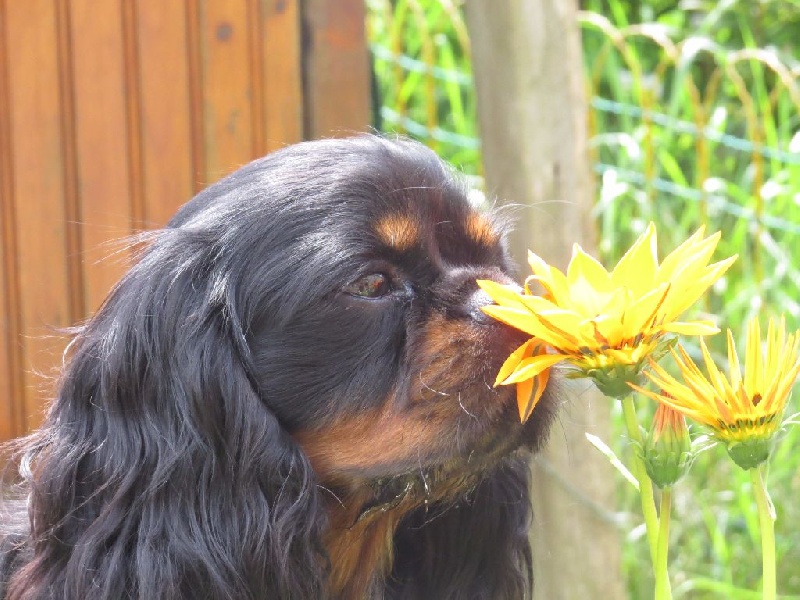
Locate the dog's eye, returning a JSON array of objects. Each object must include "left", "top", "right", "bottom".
[{"left": 344, "top": 273, "right": 393, "bottom": 298}]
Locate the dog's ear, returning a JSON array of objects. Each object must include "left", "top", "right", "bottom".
[
  {"left": 9, "top": 229, "right": 328, "bottom": 599},
  {"left": 388, "top": 456, "right": 534, "bottom": 600}
]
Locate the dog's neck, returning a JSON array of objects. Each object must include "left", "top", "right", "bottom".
[
  {"left": 321, "top": 467, "right": 485, "bottom": 599},
  {"left": 323, "top": 487, "right": 411, "bottom": 600}
]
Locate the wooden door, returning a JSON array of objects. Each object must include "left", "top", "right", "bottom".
[{"left": 0, "top": 0, "right": 370, "bottom": 442}]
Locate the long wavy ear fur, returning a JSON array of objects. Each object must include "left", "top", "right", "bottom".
[
  {"left": 388, "top": 456, "right": 534, "bottom": 600},
  {"left": 1, "top": 226, "right": 327, "bottom": 599}
]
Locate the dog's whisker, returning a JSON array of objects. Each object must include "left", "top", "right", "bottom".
[
  {"left": 415, "top": 448, "right": 431, "bottom": 500},
  {"left": 457, "top": 393, "right": 478, "bottom": 420},
  {"left": 418, "top": 374, "right": 450, "bottom": 397},
  {"left": 316, "top": 485, "right": 345, "bottom": 508}
]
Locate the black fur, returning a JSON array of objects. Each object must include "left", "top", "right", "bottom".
[{"left": 0, "top": 136, "right": 557, "bottom": 599}]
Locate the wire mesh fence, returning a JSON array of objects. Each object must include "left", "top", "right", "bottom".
[
  {"left": 368, "top": 0, "right": 479, "bottom": 172},
  {"left": 367, "top": 1, "right": 800, "bottom": 596},
  {"left": 582, "top": 12, "right": 800, "bottom": 334},
  {"left": 367, "top": 1, "right": 800, "bottom": 333}
]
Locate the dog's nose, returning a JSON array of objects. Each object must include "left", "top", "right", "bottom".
[{"left": 467, "top": 287, "right": 502, "bottom": 324}]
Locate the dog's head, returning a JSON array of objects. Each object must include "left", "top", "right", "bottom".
[
  {"left": 8, "top": 136, "right": 557, "bottom": 600},
  {"left": 166, "top": 135, "right": 557, "bottom": 488}
]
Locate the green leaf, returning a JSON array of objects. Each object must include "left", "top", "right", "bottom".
[{"left": 585, "top": 432, "right": 639, "bottom": 490}]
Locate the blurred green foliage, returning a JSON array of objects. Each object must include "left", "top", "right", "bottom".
[
  {"left": 368, "top": 1, "right": 800, "bottom": 597},
  {"left": 581, "top": 0, "right": 800, "bottom": 58}
]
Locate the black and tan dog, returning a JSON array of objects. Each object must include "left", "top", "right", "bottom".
[{"left": 0, "top": 136, "right": 558, "bottom": 599}]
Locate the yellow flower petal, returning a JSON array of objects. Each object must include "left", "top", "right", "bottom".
[
  {"left": 494, "top": 339, "right": 536, "bottom": 386},
  {"left": 476, "top": 279, "right": 527, "bottom": 309},
  {"left": 726, "top": 328, "right": 743, "bottom": 388},
  {"left": 480, "top": 306, "right": 544, "bottom": 338},
  {"left": 589, "top": 313, "right": 626, "bottom": 348},
  {"left": 527, "top": 250, "right": 552, "bottom": 280},
  {"left": 523, "top": 364, "right": 551, "bottom": 421},
  {"left": 662, "top": 256, "right": 737, "bottom": 321},
  {"left": 656, "top": 227, "right": 714, "bottom": 284},
  {"left": 744, "top": 318, "right": 763, "bottom": 400},
  {"left": 568, "top": 245, "right": 613, "bottom": 290},
  {"left": 532, "top": 309, "right": 592, "bottom": 350},
  {"left": 489, "top": 338, "right": 555, "bottom": 423},
  {"left": 516, "top": 377, "right": 535, "bottom": 422},
  {"left": 622, "top": 283, "right": 670, "bottom": 338},
  {"left": 500, "top": 352, "right": 565, "bottom": 385},
  {"left": 610, "top": 222, "right": 658, "bottom": 294},
  {"left": 529, "top": 251, "right": 571, "bottom": 304}
]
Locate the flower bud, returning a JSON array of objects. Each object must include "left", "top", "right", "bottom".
[{"left": 642, "top": 402, "right": 692, "bottom": 488}]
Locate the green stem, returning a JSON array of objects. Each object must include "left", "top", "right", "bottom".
[
  {"left": 655, "top": 487, "right": 672, "bottom": 600},
  {"left": 621, "top": 395, "right": 660, "bottom": 565},
  {"left": 751, "top": 466, "right": 776, "bottom": 600}
]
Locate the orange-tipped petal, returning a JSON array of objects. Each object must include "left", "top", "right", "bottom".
[
  {"left": 514, "top": 363, "right": 552, "bottom": 423},
  {"left": 516, "top": 377, "right": 535, "bottom": 422}
]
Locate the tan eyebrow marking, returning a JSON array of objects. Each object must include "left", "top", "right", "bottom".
[
  {"left": 465, "top": 212, "right": 499, "bottom": 246},
  {"left": 373, "top": 213, "right": 420, "bottom": 251}
]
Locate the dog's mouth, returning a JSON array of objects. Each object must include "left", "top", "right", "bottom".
[
  {"left": 294, "top": 313, "right": 557, "bottom": 490},
  {"left": 353, "top": 419, "right": 534, "bottom": 523},
  {"left": 296, "top": 375, "right": 555, "bottom": 525}
]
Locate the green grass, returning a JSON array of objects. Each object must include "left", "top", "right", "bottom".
[{"left": 368, "top": 0, "right": 800, "bottom": 597}]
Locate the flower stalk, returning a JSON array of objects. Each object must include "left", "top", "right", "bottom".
[
  {"left": 655, "top": 487, "right": 673, "bottom": 600},
  {"left": 751, "top": 465, "right": 776, "bottom": 600},
  {"left": 621, "top": 396, "right": 660, "bottom": 565}
]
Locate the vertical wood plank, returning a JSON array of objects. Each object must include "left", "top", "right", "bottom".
[
  {"left": 138, "top": 3, "right": 196, "bottom": 227},
  {"left": 200, "top": 0, "right": 254, "bottom": 183},
  {"left": 122, "top": 0, "right": 145, "bottom": 235},
  {"left": 247, "top": 0, "right": 266, "bottom": 157},
  {"left": 5, "top": 0, "right": 72, "bottom": 430},
  {"left": 0, "top": 0, "right": 374, "bottom": 442},
  {"left": 186, "top": 0, "right": 206, "bottom": 197},
  {"left": 0, "top": 0, "right": 24, "bottom": 442},
  {"left": 70, "top": 0, "right": 134, "bottom": 314},
  {"left": 55, "top": 0, "right": 84, "bottom": 329},
  {"left": 261, "top": 0, "right": 303, "bottom": 152},
  {"left": 302, "top": 0, "right": 371, "bottom": 139},
  {"left": 0, "top": 222, "right": 19, "bottom": 441}
]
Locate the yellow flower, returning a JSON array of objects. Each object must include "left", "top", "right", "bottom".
[
  {"left": 633, "top": 317, "right": 800, "bottom": 469},
  {"left": 478, "top": 223, "right": 736, "bottom": 399}
]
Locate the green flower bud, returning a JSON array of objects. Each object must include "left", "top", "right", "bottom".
[{"left": 642, "top": 402, "right": 692, "bottom": 488}]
